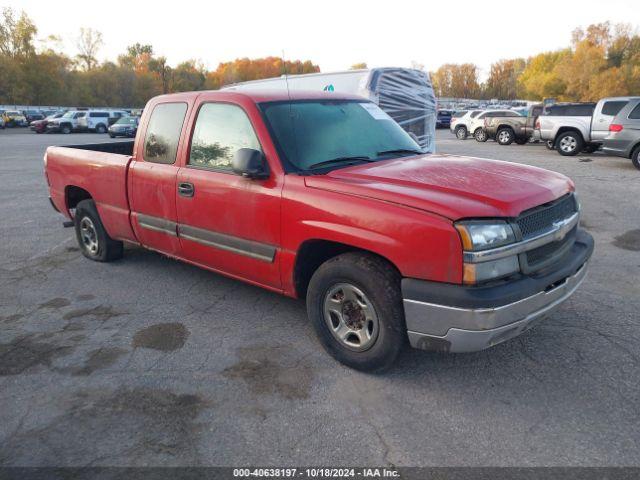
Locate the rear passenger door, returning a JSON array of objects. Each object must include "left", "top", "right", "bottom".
[
  {"left": 175, "top": 101, "right": 282, "bottom": 289},
  {"left": 592, "top": 100, "right": 628, "bottom": 141},
  {"left": 129, "top": 102, "right": 190, "bottom": 256}
]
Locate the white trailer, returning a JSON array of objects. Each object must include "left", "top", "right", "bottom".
[{"left": 224, "top": 68, "right": 437, "bottom": 153}]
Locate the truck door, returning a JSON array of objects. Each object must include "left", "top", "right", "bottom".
[
  {"left": 592, "top": 100, "right": 628, "bottom": 141},
  {"left": 128, "top": 102, "right": 190, "bottom": 256},
  {"left": 175, "top": 101, "right": 282, "bottom": 289}
]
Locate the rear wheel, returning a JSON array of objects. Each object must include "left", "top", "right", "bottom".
[
  {"left": 632, "top": 146, "right": 640, "bottom": 171},
  {"left": 474, "top": 128, "right": 488, "bottom": 142},
  {"left": 556, "top": 131, "right": 584, "bottom": 156},
  {"left": 95, "top": 124, "right": 107, "bottom": 134},
  {"left": 306, "top": 252, "right": 406, "bottom": 372},
  {"left": 61, "top": 124, "right": 72, "bottom": 134},
  {"left": 497, "top": 128, "right": 515, "bottom": 145},
  {"left": 74, "top": 199, "right": 123, "bottom": 262},
  {"left": 455, "top": 126, "right": 468, "bottom": 140}
]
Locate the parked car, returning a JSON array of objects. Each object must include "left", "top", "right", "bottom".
[
  {"left": 108, "top": 116, "right": 139, "bottom": 138},
  {"left": 23, "top": 110, "right": 45, "bottom": 123},
  {"left": 47, "top": 110, "right": 87, "bottom": 134},
  {"left": 537, "top": 97, "right": 633, "bottom": 156},
  {"left": 436, "top": 110, "right": 453, "bottom": 129},
  {"left": 78, "top": 110, "right": 129, "bottom": 133},
  {"left": 44, "top": 89, "right": 593, "bottom": 371},
  {"left": 2, "top": 110, "right": 28, "bottom": 127},
  {"left": 484, "top": 105, "right": 544, "bottom": 145},
  {"left": 602, "top": 97, "right": 640, "bottom": 170},
  {"left": 31, "top": 112, "right": 65, "bottom": 133},
  {"left": 450, "top": 110, "right": 482, "bottom": 139},
  {"left": 467, "top": 110, "right": 519, "bottom": 142},
  {"left": 0, "top": 116, "right": 5, "bottom": 129}
]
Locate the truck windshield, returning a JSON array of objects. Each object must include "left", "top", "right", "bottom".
[{"left": 260, "top": 100, "right": 423, "bottom": 173}]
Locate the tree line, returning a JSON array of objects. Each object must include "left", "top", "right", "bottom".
[
  {"left": 0, "top": 8, "right": 319, "bottom": 107},
  {"left": 431, "top": 22, "right": 640, "bottom": 101},
  {"left": 1, "top": 8, "right": 638, "bottom": 107}
]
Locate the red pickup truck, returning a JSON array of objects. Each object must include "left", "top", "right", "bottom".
[{"left": 45, "top": 90, "right": 593, "bottom": 371}]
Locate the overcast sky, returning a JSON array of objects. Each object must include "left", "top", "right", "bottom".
[{"left": 6, "top": 0, "right": 638, "bottom": 78}]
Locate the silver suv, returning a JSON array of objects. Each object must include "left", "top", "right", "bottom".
[{"left": 602, "top": 97, "right": 640, "bottom": 170}]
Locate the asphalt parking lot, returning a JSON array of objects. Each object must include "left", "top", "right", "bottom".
[{"left": 0, "top": 127, "right": 639, "bottom": 467}]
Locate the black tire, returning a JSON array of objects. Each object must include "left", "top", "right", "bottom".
[
  {"left": 474, "top": 128, "right": 488, "bottom": 142},
  {"left": 582, "top": 144, "right": 599, "bottom": 154},
  {"left": 514, "top": 137, "right": 528, "bottom": 145},
  {"left": 306, "top": 252, "right": 406, "bottom": 372},
  {"left": 95, "top": 124, "right": 107, "bottom": 134},
  {"left": 455, "top": 126, "right": 468, "bottom": 140},
  {"left": 61, "top": 124, "right": 72, "bottom": 134},
  {"left": 556, "top": 131, "right": 584, "bottom": 156},
  {"left": 496, "top": 127, "right": 515, "bottom": 145},
  {"left": 632, "top": 146, "right": 640, "bottom": 171},
  {"left": 109, "top": 133, "right": 115, "bottom": 138},
  {"left": 74, "top": 199, "right": 123, "bottom": 262}
]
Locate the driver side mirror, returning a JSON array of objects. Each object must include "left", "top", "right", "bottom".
[{"left": 232, "top": 148, "right": 269, "bottom": 180}]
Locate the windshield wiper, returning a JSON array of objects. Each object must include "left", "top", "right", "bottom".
[
  {"left": 307, "top": 156, "right": 373, "bottom": 170},
  {"left": 376, "top": 148, "right": 423, "bottom": 157}
]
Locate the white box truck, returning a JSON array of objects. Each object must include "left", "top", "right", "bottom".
[{"left": 223, "top": 68, "right": 437, "bottom": 153}]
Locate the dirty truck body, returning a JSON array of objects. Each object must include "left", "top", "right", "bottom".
[{"left": 45, "top": 90, "right": 594, "bottom": 370}]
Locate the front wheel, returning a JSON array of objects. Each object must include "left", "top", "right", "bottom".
[
  {"left": 455, "top": 126, "right": 468, "bottom": 140},
  {"left": 74, "top": 199, "right": 124, "bottom": 262},
  {"left": 61, "top": 125, "right": 71, "bottom": 134},
  {"left": 474, "top": 128, "right": 488, "bottom": 142},
  {"left": 497, "top": 128, "right": 515, "bottom": 145},
  {"left": 306, "top": 252, "right": 406, "bottom": 372},
  {"left": 556, "top": 131, "right": 584, "bottom": 156}
]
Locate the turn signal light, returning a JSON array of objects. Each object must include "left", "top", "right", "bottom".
[{"left": 609, "top": 124, "right": 624, "bottom": 132}]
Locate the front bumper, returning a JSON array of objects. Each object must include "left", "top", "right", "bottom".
[{"left": 403, "top": 229, "right": 594, "bottom": 353}]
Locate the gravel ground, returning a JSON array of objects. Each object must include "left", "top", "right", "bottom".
[{"left": 0, "top": 127, "right": 638, "bottom": 467}]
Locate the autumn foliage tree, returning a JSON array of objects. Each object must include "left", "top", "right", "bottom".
[{"left": 0, "top": 9, "right": 319, "bottom": 108}]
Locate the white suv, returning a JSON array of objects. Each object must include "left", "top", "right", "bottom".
[
  {"left": 450, "top": 110, "right": 482, "bottom": 139},
  {"left": 78, "top": 110, "right": 129, "bottom": 133}
]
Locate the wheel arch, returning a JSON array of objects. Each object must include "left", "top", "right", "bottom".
[
  {"left": 555, "top": 126, "right": 584, "bottom": 142},
  {"left": 293, "top": 239, "right": 401, "bottom": 299},
  {"left": 65, "top": 185, "right": 93, "bottom": 212}
]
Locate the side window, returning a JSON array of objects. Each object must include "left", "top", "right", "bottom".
[
  {"left": 188, "top": 103, "right": 261, "bottom": 171},
  {"left": 601, "top": 101, "right": 627, "bottom": 116},
  {"left": 143, "top": 103, "right": 188, "bottom": 165},
  {"left": 629, "top": 103, "right": 640, "bottom": 120}
]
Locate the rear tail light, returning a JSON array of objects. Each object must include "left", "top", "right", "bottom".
[
  {"left": 535, "top": 119, "right": 540, "bottom": 129},
  {"left": 609, "top": 124, "right": 623, "bottom": 132}
]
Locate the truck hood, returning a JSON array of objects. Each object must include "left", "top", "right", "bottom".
[{"left": 304, "top": 154, "right": 573, "bottom": 220}]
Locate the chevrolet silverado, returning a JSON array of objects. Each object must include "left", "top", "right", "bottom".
[{"left": 44, "top": 90, "right": 594, "bottom": 371}]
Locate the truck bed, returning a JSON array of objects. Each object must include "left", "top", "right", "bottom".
[
  {"left": 62, "top": 140, "right": 135, "bottom": 156},
  {"left": 45, "top": 140, "right": 137, "bottom": 243}
]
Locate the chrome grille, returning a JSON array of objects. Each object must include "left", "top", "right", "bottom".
[
  {"left": 525, "top": 227, "right": 576, "bottom": 267},
  {"left": 516, "top": 194, "right": 577, "bottom": 239}
]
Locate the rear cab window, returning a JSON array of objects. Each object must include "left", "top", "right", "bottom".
[{"left": 143, "top": 103, "right": 188, "bottom": 164}]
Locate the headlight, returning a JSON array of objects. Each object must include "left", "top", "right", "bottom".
[
  {"left": 455, "top": 220, "right": 519, "bottom": 284},
  {"left": 455, "top": 221, "right": 516, "bottom": 251}
]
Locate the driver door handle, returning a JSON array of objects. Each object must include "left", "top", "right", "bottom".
[{"left": 178, "top": 182, "right": 194, "bottom": 197}]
